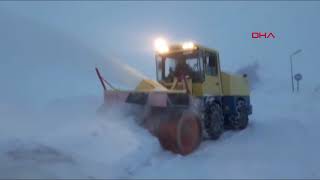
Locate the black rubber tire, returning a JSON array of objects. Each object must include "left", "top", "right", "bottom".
[
  {"left": 228, "top": 100, "right": 249, "bottom": 130},
  {"left": 204, "top": 102, "right": 224, "bottom": 140}
]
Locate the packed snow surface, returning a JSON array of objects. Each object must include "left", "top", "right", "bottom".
[{"left": 1, "top": 87, "right": 319, "bottom": 179}]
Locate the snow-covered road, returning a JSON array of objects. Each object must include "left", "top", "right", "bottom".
[
  {"left": 132, "top": 92, "right": 320, "bottom": 179},
  {"left": 1, "top": 89, "right": 319, "bottom": 179}
]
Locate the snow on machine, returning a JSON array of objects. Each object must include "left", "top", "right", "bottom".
[{"left": 95, "top": 39, "right": 252, "bottom": 155}]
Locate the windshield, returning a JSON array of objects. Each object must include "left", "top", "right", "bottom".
[{"left": 156, "top": 53, "right": 204, "bottom": 83}]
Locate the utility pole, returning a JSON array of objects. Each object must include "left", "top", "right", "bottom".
[
  {"left": 290, "top": 49, "right": 302, "bottom": 93},
  {"left": 294, "top": 73, "right": 303, "bottom": 93}
]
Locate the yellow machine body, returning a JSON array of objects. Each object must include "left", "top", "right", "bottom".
[
  {"left": 152, "top": 44, "right": 250, "bottom": 97},
  {"left": 96, "top": 42, "right": 252, "bottom": 156}
]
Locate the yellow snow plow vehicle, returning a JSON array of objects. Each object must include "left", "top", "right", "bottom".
[{"left": 96, "top": 39, "right": 252, "bottom": 155}]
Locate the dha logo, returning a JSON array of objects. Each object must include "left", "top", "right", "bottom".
[{"left": 252, "top": 32, "right": 275, "bottom": 39}]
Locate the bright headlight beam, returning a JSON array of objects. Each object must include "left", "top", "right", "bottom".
[
  {"left": 182, "top": 42, "right": 195, "bottom": 50},
  {"left": 154, "top": 38, "right": 169, "bottom": 54}
]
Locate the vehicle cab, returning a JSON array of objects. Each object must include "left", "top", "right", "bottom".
[{"left": 155, "top": 40, "right": 223, "bottom": 97}]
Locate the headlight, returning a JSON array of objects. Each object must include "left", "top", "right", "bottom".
[
  {"left": 182, "top": 42, "right": 195, "bottom": 50},
  {"left": 154, "top": 38, "right": 169, "bottom": 54}
]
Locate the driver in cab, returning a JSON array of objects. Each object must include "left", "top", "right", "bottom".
[{"left": 167, "top": 59, "right": 194, "bottom": 81}]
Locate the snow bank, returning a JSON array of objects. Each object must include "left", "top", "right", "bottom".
[{"left": 0, "top": 96, "right": 161, "bottom": 178}]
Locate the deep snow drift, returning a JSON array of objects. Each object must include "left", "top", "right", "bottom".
[
  {"left": 0, "top": 97, "right": 161, "bottom": 179},
  {"left": 1, "top": 81, "right": 320, "bottom": 179}
]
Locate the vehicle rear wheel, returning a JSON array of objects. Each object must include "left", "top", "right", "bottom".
[{"left": 229, "top": 100, "right": 249, "bottom": 130}]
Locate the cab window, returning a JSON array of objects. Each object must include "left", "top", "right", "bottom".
[
  {"left": 205, "top": 54, "right": 218, "bottom": 76},
  {"left": 156, "top": 53, "right": 204, "bottom": 83}
]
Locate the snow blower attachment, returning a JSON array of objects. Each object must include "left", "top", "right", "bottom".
[{"left": 96, "top": 40, "right": 252, "bottom": 155}]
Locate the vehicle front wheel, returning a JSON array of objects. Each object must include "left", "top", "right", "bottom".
[{"left": 204, "top": 102, "right": 224, "bottom": 140}]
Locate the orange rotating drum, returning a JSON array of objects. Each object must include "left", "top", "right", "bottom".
[{"left": 144, "top": 108, "right": 202, "bottom": 155}]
